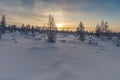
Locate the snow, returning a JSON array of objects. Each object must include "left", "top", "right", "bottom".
[{"left": 0, "top": 32, "right": 120, "bottom": 80}]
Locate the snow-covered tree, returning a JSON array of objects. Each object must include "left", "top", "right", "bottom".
[
  {"left": 95, "top": 24, "right": 101, "bottom": 38},
  {"left": 0, "top": 24, "right": 2, "bottom": 39},
  {"left": 21, "top": 24, "right": 25, "bottom": 34},
  {"left": 88, "top": 36, "right": 98, "bottom": 45},
  {"left": 77, "top": 22, "right": 85, "bottom": 41},
  {"left": 104, "top": 22, "right": 109, "bottom": 32},
  {"left": 116, "top": 34, "right": 120, "bottom": 47},
  {"left": 31, "top": 25, "right": 35, "bottom": 37},
  {"left": 0, "top": 15, "right": 6, "bottom": 33},
  {"left": 47, "top": 15, "right": 57, "bottom": 42},
  {"left": 100, "top": 20, "right": 105, "bottom": 32},
  {"left": 95, "top": 20, "right": 111, "bottom": 39},
  {"left": 100, "top": 20, "right": 110, "bottom": 33}
]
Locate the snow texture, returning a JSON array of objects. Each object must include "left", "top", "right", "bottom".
[{"left": 0, "top": 32, "right": 120, "bottom": 80}]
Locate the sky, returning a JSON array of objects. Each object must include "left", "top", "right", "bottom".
[{"left": 0, "top": 0, "right": 120, "bottom": 31}]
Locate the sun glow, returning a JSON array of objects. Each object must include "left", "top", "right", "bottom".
[{"left": 56, "top": 24, "right": 63, "bottom": 28}]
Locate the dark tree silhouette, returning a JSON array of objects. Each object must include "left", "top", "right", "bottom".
[
  {"left": 77, "top": 22, "right": 85, "bottom": 41},
  {"left": 31, "top": 25, "right": 35, "bottom": 37},
  {"left": 47, "top": 15, "right": 57, "bottom": 42},
  {"left": 0, "top": 15, "right": 6, "bottom": 33},
  {"left": 0, "top": 24, "right": 2, "bottom": 39},
  {"left": 95, "top": 20, "right": 111, "bottom": 39},
  {"left": 95, "top": 24, "right": 101, "bottom": 38}
]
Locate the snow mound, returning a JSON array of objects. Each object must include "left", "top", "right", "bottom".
[{"left": 29, "top": 45, "right": 58, "bottom": 51}]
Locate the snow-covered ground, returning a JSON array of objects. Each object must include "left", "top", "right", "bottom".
[{"left": 0, "top": 32, "right": 120, "bottom": 80}]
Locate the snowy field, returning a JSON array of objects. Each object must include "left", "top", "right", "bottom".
[{"left": 0, "top": 32, "right": 120, "bottom": 80}]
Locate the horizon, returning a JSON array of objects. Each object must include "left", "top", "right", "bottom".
[{"left": 0, "top": 0, "right": 120, "bottom": 32}]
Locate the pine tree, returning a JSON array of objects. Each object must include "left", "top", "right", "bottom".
[
  {"left": 100, "top": 20, "right": 105, "bottom": 33},
  {"left": 104, "top": 22, "right": 109, "bottom": 32},
  {"left": 47, "top": 15, "right": 57, "bottom": 42},
  {"left": 95, "top": 24, "right": 101, "bottom": 37},
  {"left": 95, "top": 20, "right": 111, "bottom": 38},
  {"left": 0, "top": 24, "right": 2, "bottom": 39},
  {"left": 26, "top": 24, "right": 30, "bottom": 34},
  {"left": 77, "top": 22, "right": 85, "bottom": 41},
  {"left": 21, "top": 24, "right": 25, "bottom": 34},
  {"left": 0, "top": 15, "right": 6, "bottom": 33},
  {"left": 100, "top": 20, "right": 109, "bottom": 33},
  {"left": 31, "top": 26, "right": 35, "bottom": 35},
  {"left": 116, "top": 34, "right": 120, "bottom": 47}
]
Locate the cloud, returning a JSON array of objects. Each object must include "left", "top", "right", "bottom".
[
  {"left": 0, "top": 0, "right": 120, "bottom": 31},
  {"left": 22, "top": 0, "right": 35, "bottom": 5}
]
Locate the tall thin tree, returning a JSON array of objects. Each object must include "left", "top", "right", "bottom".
[
  {"left": 77, "top": 22, "right": 85, "bottom": 41},
  {"left": 0, "top": 24, "right": 2, "bottom": 39},
  {"left": 0, "top": 15, "right": 6, "bottom": 33},
  {"left": 95, "top": 24, "right": 101, "bottom": 37},
  {"left": 47, "top": 15, "right": 57, "bottom": 42}
]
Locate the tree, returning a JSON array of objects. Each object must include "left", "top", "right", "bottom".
[
  {"left": 77, "top": 22, "right": 85, "bottom": 41},
  {"left": 42, "top": 25, "right": 46, "bottom": 39},
  {"left": 26, "top": 24, "right": 30, "bottom": 34},
  {"left": 21, "top": 24, "right": 25, "bottom": 34},
  {"left": 0, "top": 15, "right": 6, "bottom": 33},
  {"left": 100, "top": 20, "right": 105, "bottom": 33},
  {"left": 95, "top": 24, "right": 101, "bottom": 37},
  {"left": 116, "top": 34, "right": 120, "bottom": 47},
  {"left": 100, "top": 20, "right": 110, "bottom": 33},
  {"left": 95, "top": 20, "right": 111, "bottom": 38},
  {"left": 31, "top": 25, "right": 35, "bottom": 37},
  {"left": 104, "top": 22, "right": 109, "bottom": 32},
  {"left": 0, "top": 24, "right": 2, "bottom": 39},
  {"left": 47, "top": 15, "right": 57, "bottom": 42},
  {"left": 104, "top": 22, "right": 112, "bottom": 39}
]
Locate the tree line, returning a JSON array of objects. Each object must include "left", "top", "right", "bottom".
[{"left": 0, "top": 14, "right": 120, "bottom": 46}]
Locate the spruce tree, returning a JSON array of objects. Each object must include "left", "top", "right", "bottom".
[
  {"left": 31, "top": 25, "right": 35, "bottom": 37},
  {"left": 0, "top": 24, "right": 2, "bottom": 39},
  {"left": 0, "top": 15, "right": 6, "bottom": 33},
  {"left": 47, "top": 15, "right": 57, "bottom": 42},
  {"left": 95, "top": 24, "right": 101, "bottom": 37},
  {"left": 77, "top": 22, "right": 85, "bottom": 41}
]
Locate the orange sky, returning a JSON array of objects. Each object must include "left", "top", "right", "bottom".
[{"left": 0, "top": 0, "right": 120, "bottom": 32}]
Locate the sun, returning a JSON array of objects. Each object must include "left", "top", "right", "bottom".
[{"left": 56, "top": 24, "right": 63, "bottom": 28}]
